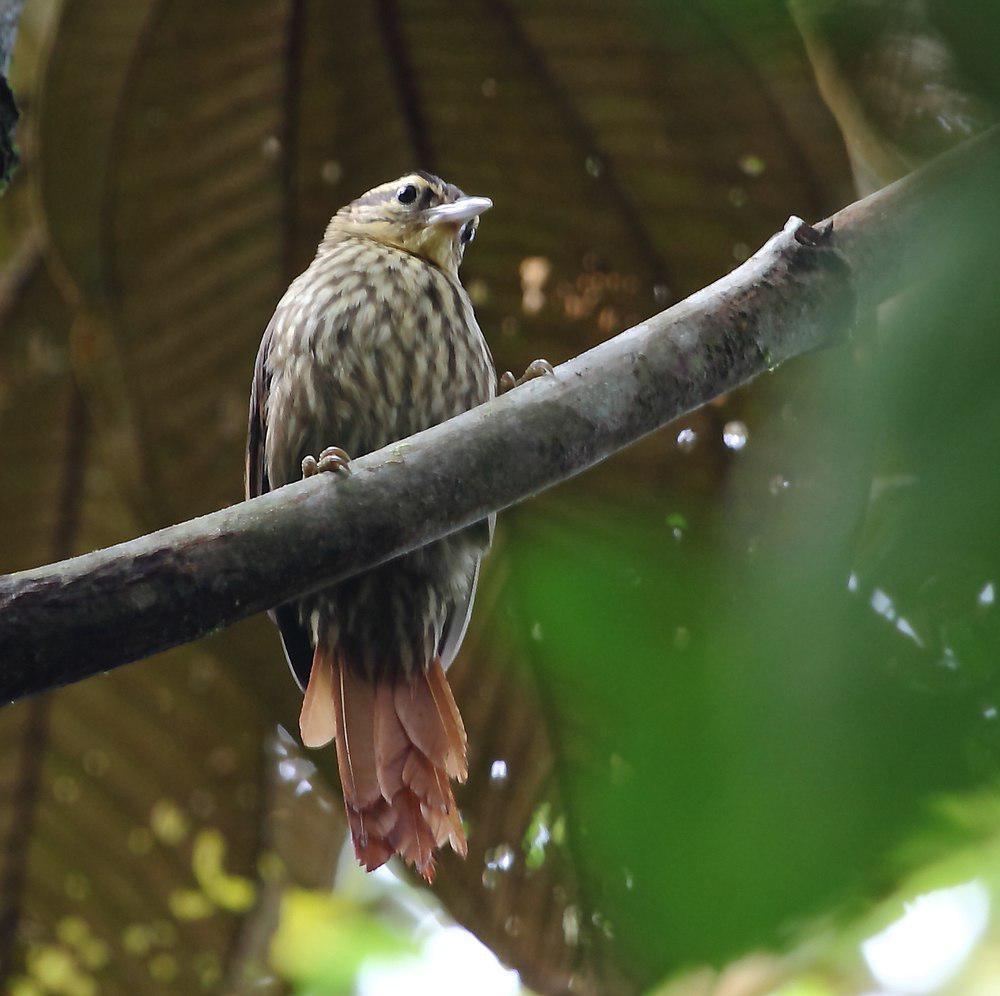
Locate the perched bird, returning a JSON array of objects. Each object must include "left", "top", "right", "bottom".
[{"left": 246, "top": 172, "right": 499, "bottom": 881}]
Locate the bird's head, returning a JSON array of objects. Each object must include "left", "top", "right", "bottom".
[{"left": 326, "top": 172, "right": 491, "bottom": 274}]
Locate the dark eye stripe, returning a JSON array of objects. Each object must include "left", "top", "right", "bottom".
[{"left": 419, "top": 186, "right": 435, "bottom": 209}]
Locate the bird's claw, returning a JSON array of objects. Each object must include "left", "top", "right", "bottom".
[
  {"left": 523, "top": 358, "right": 555, "bottom": 382},
  {"left": 498, "top": 358, "right": 554, "bottom": 394},
  {"left": 302, "top": 446, "right": 352, "bottom": 478}
]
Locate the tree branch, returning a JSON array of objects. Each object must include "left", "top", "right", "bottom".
[{"left": 1, "top": 126, "right": 997, "bottom": 705}]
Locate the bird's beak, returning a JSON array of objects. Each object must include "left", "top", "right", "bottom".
[{"left": 424, "top": 196, "right": 493, "bottom": 227}]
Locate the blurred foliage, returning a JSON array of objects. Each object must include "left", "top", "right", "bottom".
[
  {"left": 1, "top": 1, "right": 1000, "bottom": 994},
  {"left": 270, "top": 890, "right": 415, "bottom": 994},
  {"left": 496, "top": 146, "right": 1000, "bottom": 986},
  {"left": 790, "top": 0, "right": 996, "bottom": 191}
]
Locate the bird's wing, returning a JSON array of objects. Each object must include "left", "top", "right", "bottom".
[
  {"left": 245, "top": 318, "right": 272, "bottom": 502},
  {"left": 438, "top": 515, "right": 494, "bottom": 671},
  {"left": 247, "top": 317, "right": 315, "bottom": 691},
  {"left": 436, "top": 308, "right": 496, "bottom": 674}
]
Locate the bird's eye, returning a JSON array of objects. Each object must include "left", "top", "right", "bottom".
[
  {"left": 396, "top": 184, "right": 418, "bottom": 205},
  {"left": 460, "top": 221, "right": 476, "bottom": 245}
]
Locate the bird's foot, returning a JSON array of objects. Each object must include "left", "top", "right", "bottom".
[
  {"left": 302, "top": 446, "right": 352, "bottom": 478},
  {"left": 498, "top": 358, "right": 555, "bottom": 394}
]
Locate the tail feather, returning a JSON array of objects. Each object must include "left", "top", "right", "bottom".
[
  {"left": 300, "top": 647, "right": 469, "bottom": 882},
  {"left": 402, "top": 751, "right": 450, "bottom": 814},
  {"left": 394, "top": 680, "right": 452, "bottom": 777},
  {"left": 373, "top": 683, "right": 408, "bottom": 800},
  {"left": 391, "top": 791, "right": 436, "bottom": 872},
  {"left": 427, "top": 659, "right": 468, "bottom": 780},
  {"left": 330, "top": 666, "right": 382, "bottom": 809},
  {"left": 300, "top": 649, "right": 336, "bottom": 748},
  {"left": 422, "top": 796, "right": 468, "bottom": 855}
]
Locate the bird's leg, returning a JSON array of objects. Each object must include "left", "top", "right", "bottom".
[
  {"left": 302, "top": 446, "right": 352, "bottom": 478},
  {"left": 498, "top": 358, "right": 555, "bottom": 394}
]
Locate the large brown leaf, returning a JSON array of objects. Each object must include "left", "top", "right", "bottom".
[
  {"left": 0, "top": 235, "right": 309, "bottom": 993},
  {"left": 4, "top": 1, "right": 869, "bottom": 992}
]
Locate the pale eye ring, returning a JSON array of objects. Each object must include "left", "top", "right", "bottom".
[
  {"left": 460, "top": 221, "right": 476, "bottom": 244},
  {"left": 396, "top": 184, "right": 418, "bottom": 205}
]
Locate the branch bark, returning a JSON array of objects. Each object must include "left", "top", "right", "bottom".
[{"left": 2, "top": 125, "right": 998, "bottom": 705}]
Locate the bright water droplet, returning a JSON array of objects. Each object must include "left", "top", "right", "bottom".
[
  {"left": 978, "top": 582, "right": 996, "bottom": 607},
  {"left": 492, "top": 844, "right": 515, "bottom": 872},
  {"left": 723, "top": 421, "right": 748, "bottom": 451},
  {"left": 870, "top": 588, "right": 896, "bottom": 622},
  {"left": 524, "top": 804, "right": 552, "bottom": 869},
  {"left": 531, "top": 621, "right": 543, "bottom": 641},
  {"left": 653, "top": 284, "right": 671, "bottom": 306},
  {"left": 896, "top": 616, "right": 924, "bottom": 648},
  {"left": 563, "top": 905, "right": 580, "bottom": 945},
  {"left": 490, "top": 759, "right": 509, "bottom": 783},
  {"left": 676, "top": 427, "right": 697, "bottom": 452},
  {"left": 768, "top": 474, "right": 790, "bottom": 495},
  {"left": 585, "top": 155, "right": 603, "bottom": 178}
]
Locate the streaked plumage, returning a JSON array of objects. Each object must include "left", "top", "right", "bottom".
[{"left": 246, "top": 172, "right": 495, "bottom": 880}]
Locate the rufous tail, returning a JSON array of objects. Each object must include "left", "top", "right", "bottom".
[{"left": 299, "top": 646, "right": 468, "bottom": 882}]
